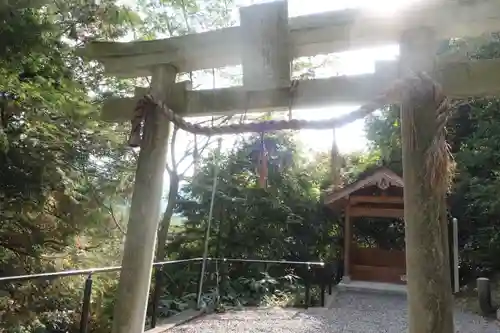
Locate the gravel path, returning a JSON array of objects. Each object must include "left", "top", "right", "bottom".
[{"left": 169, "top": 292, "right": 499, "bottom": 332}]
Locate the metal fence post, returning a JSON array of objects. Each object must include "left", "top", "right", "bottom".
[
  {"left": 79, "top": 274, "right": 93, "bottom": 333},
  {"left": 195, "top": 260, "right": 203, "bottom": 310},
  {"left": 452, "top": 218, "right": 459, "bottom": 293},
  {"left": 320, "top": 265, "right": 326, "bottom": 307},
  {"left": 304, "top": 264, "right": 311, "bottom": 309},
  {"left": 150, "top": 267, "right": 162, "bottom": 329},
  {"left": 447, "top": 218, "right": 454, "bottom": 292}
]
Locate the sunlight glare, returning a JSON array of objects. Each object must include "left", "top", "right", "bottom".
[{"left": 357, "top": 0, "right": 421, "bottom": 16}]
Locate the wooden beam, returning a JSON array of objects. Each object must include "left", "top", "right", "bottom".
[
  {"left": 103, "top": 65, "right": 393, "bottom": 121},
  {"left": 101, "top": 81, "right": 191, "bottom": 122},
  {"left": 349, "top": 195, "right": 404, "bottom": 205},
  {"left": 80, "top": 0, "right": 500, "bottom": 77},
  {"left": 437, "top": 58, "right": 500, "bottom": 97},
  {"left": 101, "top": 58, "right": 500, "bottom": 122},
  {"left": 239, "top": 1, "right": 291, "bottom": 90},
  {"left": 349, "top": 207, "right": 404, "bottom": 218}
]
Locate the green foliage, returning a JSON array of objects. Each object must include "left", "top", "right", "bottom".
[
  {"left": 2, "top": 1, "right": 337, "bottom": 332},
  {"left": 0, "top": 1, "right": 137, "bottom": 332},
  {"left": 0, "top": 0, "right": 136, "bottom": 262},
  {"left": 149, "top": 132, "right": 340, "bottom": 318},
  {"left": 174, "top": 133, "right": 338, "bottom": 262}
]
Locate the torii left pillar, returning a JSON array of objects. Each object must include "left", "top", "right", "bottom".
[{"left": 112, "top": 65, "right": 176, "bottom": 333}]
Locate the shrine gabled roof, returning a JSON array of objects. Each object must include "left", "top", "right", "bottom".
[{"left": 324, "top": 166, "right": 403, "bottom": 205}]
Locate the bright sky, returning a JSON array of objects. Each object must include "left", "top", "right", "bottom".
[{"left": 282, "top": 0, "right": 402, "bottom": 154}]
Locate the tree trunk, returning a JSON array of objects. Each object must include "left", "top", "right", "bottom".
[
  {"left": 151, "top": 172, "right": 180, "bottom": 317},
  {"left": 156, "top": 172, "right": 180, "bottom": 261}
]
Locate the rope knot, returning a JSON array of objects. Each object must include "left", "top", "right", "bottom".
[{"left": 128, "top": 94, "right": 156, "bottom": 147}]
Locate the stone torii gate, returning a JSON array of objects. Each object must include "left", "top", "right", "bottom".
[{"left": 81, "top": 1, "right": 500, "bottom": 333}]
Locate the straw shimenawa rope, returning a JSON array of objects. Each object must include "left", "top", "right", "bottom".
[
  {"left": 127, "top": 73, "right": 444, "bottom": 143},
  {"left": 402, "top": 72, "right": 456, "bottom": 193}
]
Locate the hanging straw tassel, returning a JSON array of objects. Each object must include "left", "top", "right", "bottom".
[
  {"left": 258, "top": 133, "right": 268, "bottom": 188},
  {"left": 192, "top": 134, "right": 199, "bottom": 177},
  {"left": 330, "top": 128, "right": 342, "bottom": 189},
  {"left": 128, "top": 101, "right": 147, "bottom": 147}
]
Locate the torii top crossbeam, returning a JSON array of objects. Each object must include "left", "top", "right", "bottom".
[
  {"left": 80, "top": 0, "right": 500, "bottom": 122},
  {"left": 84, "top": 0, "right": 500, "bottom": 77}
]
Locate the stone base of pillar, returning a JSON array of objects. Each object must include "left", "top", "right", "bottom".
[{"left": 341, "top": 275, "right": 351, "bottom": 284}]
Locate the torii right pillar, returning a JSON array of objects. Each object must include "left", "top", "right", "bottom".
[{"left": 400, "top": 27, "right": 454, "bottom": 333}]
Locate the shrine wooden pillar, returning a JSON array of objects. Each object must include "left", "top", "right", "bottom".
[{"left": 343, "top": 199, "right": 351, "bottom": 282}]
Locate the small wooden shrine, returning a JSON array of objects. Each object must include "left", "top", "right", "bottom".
[{"left": 324, "top": 167, "right": 406, "bottom": 285}]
